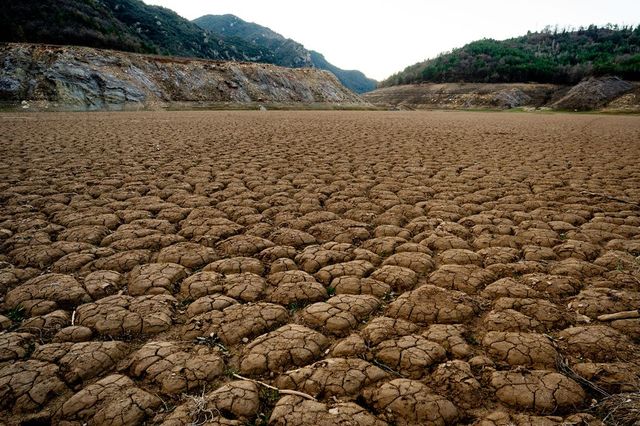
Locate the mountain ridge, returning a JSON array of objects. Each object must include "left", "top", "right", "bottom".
[{"left": 193, "top": 14, "right": 377, "bottom": 93}]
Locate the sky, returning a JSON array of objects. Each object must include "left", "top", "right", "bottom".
[{"left": 144, "top": 0, "right": 640, "bottom": 81}]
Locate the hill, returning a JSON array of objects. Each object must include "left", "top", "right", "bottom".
[
  {"left": 381, "top": 26, "right": 640, "bottom": 87},
  {"left": 0, "top": 0, "right": 268, "bottom": 62},
  {"left": 192, "top": 14, "right": 311, "bottom": 68},
  {"left": 0, "top": 1, "right": 376, "bottom": 94},
  {"left": 193, "top": 14, "right": 377, "bottom": 93}
]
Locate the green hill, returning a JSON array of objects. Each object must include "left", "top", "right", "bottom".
[
  {"left": 0, "top": 0, "right": 268, "bottom": 61},
  {"left": 194, "top": 14, "right": 377, "bottom": 93},
  {"left": 382, "top": 26, "right": 640, "bottom": 87},
  {"left": 193, "top": 14, "right": 312, "bottom": 68}
]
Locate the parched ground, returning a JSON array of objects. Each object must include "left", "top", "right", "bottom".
[{"left": 1, "top": 110, "right": 639, "bottom": 425}]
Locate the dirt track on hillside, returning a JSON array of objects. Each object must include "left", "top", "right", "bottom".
[{"left": 1, "top": 111, "right": 639, "bottom": 425}]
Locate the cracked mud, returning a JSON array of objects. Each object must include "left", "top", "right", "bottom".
[{"left": 1, "top": 111, "right": 639, "bottom": 425}]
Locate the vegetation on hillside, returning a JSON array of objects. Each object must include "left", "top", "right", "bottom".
[
  {"left": 0, "top": 0, "right": 152, "bottom": 53},
  {"left": 382, "top": 26, "right": 640, "bottom": 87},
  {"left": 193, "top": 14, "right": 312, "bottom": 68},
  {"left": 0, "top": 1, "right": 376, "bottom": 93},
  {"left": 194, "top": 15, "right": 377, "bottom": 93},
  {"left": 0, "top": 0, "right": 269, "bottom": 62},
  {"left": 309, "top": 51, "right": 377, "bottom": 94}
]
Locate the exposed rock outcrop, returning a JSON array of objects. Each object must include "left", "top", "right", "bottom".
[
  {"left": 0, "top": 43, "right": 365, "bottom": 110},
  {"left": 364, "top": 78, "right": 639, "bottom": 111},
  {"left": 551, "top": 76, "right": 634, "bottom": 110}
]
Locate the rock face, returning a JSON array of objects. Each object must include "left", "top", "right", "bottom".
[
  {"left": 0, "top": 43, "right": 365, "bottom": 110},
  {"left": 551, "top": 76, "right": 634, "bottom": 110},
  {"left": 363, "top": 82, "right": 561, "bottom": 110},
  {"left": 364, "top": 78, "right": 639, "bottom": 111}
]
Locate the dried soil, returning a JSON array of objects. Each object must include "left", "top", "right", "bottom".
[{"left": 1, "top": 110, "right": 639, "bottom": 425}]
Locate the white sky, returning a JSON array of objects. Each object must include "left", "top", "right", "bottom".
[{"left": 144, "top": 0, "right": 640, "bottom": 81}]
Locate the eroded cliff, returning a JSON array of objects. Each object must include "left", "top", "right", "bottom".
[{"left": 0, "top": 43, "right": 365, "bottom": 110}]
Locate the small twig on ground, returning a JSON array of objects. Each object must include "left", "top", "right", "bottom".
[
  {"left": 594, "top": 392, "right": 640, "bottom": 426},
  {"left": 371, "top": 359, "right": 403, "bottom": 377},
  {"left": 597, "top": 310, "right": 640, "bottom": 321},
  {"left": 231, "top": 373, "right": 317, "bottom": 401},
  {"left": 556, "top": 356, "right": 610, "bottom": 398},
  {"left": 580, "top": 190, "right": 640, "bottom": 208}
]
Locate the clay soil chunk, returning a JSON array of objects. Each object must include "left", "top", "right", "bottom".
[
  {"left": 163, "top": 381, "right": 259, "bottom": 424},
  {"left": 5, "top": 273, "right": 91, "bottom": 311},
  {"left": 183, "top": 302, "right": 289, "bottom": 344},
  {"left": 31, "top": 341, "right": 129, "bottom": 386},
  {"left": 331, "top": 276, "right": 390, "bottom": 298},
  {"left": 428, "top": 265, "right": 496, "bottom": 294},
  {"left": 369, "top": 265, "right": 418, "bottom": 292},
  {"left": 361, "top": 316, "right": 420, "bottom": 346},
  {"left": 556, "top": 325, "right": 638, "bottom": 362},
  {"left": 223, "top": 272, "right": 266, "bottom": 302},
  {"left": 216, "top": 235, "right": 274, "bottom": 257},
  {"left": 386, "top": 284, "right": 479, "bottom": 325},
  {"left": 83, "top": 270, "right": 125, "bottom": 300},
  {"left": 204, "top": 257, "right": 264, "bottom": 275},
  {"left": 422, "top": 324, "right": 473, "bottom": 358},
  {"left": 482, "top": 331, "right": 558, "bottom": 369},
  {"left": 75, "top": 294, "right": 176, "bottom": 336},
  {"left": 269, "top": 395, "right": 387, "bottom": 426},
  {"left": 301, "top": 294, "right": 380, "bottom": 336},
  {"left": 295, "top": 245, "right": 354, "bottom": 274},
  {"left": 179, "top": 271, "right": 225, "bottom": 300},
  {"left": 491, "top": 370, "right": 585, "bottom": 413},
  {"left": 374, "top": 334, "right": 447, "bottom": 378},
  {"left": 266, "top": 270, "right": 328, "bottom": 305},
  {"left": 56, "top": 374, "right": 161, "bottom": 425},
  {"left": 0, "top": 332, "right": 36, "bottom": 361},
  {"left": 157, "top": 242, "right": 217, "bottom": 268},
  {"left": 127, "top": 262, "right": 189, "bottom": 296},
  {"left": 0, "top": 360, "right": 69, "bottom": 414},
  {"left": 240, "top": 324, "right": 329, "bottom": 375},
  {"left": 432, "top": 360, "right": 483, "bottom": 409},
  {"left": 275, "top": 358, "right": 388, "bottom": 398},
  {"left": 382, "top": 251, "right": 435, "bottom": 274},
  {"left": 362, "top": 378, "right": 459, "bottom": 426},
  {"left": 127, "top": 341, "right": 225, "bottom": 394},
  {"left": 314, "top": 260, "right": 375, "bottom": 285}
]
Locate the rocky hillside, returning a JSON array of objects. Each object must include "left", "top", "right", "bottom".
[
  {"left": 193, "top": 15, "right": 377, "bottom": 93},
  {"left": 363, "top": 77, "right": 639, "bottom": 111},
  {"left": 0, "top": 1, "right": 376, "bottom": 94},
  {"left": 0, "top": 44, "right": 365, "bottom": 110}
]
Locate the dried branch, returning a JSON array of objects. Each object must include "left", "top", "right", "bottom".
[
  {"left": 597, "top": 310, "right": 640, "bottom": 321},
  {"left": 231, "top": 373, "right": 316, "bottom": 401}
]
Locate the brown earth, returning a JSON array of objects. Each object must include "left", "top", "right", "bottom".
[{"left": 1, "top": 110, "right": 639, "bottom": 425}]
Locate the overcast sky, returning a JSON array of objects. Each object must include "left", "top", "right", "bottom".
[{"left": 144, "top": 0, "right": 639, "bottom": 81}]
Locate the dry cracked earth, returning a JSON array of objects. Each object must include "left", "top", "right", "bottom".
[{"left": 0, "top": 110, "right": 639, "bottom": 426}]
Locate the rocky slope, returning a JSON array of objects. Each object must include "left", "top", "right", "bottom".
[
  {"left": 363, "top": 77, "right": 639, "bottom": 111},
  {"left": 0, "top": 44, "right": 365, "bottom": 110},
  {"left": 1, "top": 1, "right": 376, "bottom": 95}
]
